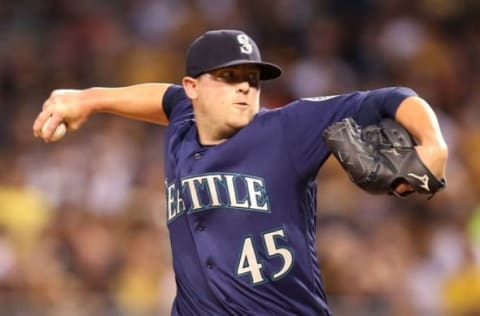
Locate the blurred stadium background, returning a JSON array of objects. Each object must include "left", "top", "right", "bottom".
[{"left": 1, "top": 0, "right": 480, "bottom": 315}]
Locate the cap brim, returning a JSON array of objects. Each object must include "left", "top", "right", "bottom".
[{"left": 202, "top": 59, "right": 282, "bottom": 80}]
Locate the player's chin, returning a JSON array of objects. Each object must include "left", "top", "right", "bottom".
[{"left": 229, "top": 115, "right": 253, "bottom": 129}]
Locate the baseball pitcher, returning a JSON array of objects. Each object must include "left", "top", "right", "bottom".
[{"left": 34, "top": 30, "right": 448, "bottom": 315}]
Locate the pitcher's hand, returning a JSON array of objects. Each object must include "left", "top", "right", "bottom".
[{"left": 33, "top": 89, "right": 92, "bottom": 142}]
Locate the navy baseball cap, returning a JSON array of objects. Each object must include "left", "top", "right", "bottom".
[{"left": 185, "top": 29, "right": 282, "bottom": 80}]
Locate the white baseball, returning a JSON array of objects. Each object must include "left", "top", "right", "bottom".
[{"left": 41, "top": 117, "right": 67, "bottom": 142}]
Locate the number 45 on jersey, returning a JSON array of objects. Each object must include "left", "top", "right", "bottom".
[{"left": 236, "top": 228, "right": 295, "bottom": 285}]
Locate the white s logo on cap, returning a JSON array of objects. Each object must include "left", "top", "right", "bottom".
[{"left": 237, "top": 34, "right": 253, "bottom": 54}]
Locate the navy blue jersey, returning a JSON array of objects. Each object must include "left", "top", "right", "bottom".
[{"left": 163, "top": 85, "right": 415, "bottom": 316}]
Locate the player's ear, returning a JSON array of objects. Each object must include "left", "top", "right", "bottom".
[{"left": 182, "top": 76, "right": 198, "bottom": 100}]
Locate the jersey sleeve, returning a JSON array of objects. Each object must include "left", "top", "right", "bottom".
[
  {"left": 280, "top": 86, "right": 417, "bottom": 178},
  {"left": 162, "top": 84, "right": 194, "bottom": 123}
]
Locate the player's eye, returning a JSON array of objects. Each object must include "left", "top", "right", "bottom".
[
  {"left": 246, "top": 72, "right": 260, "bottom": 88},
  {"left": 210, "top": 69, "right": 260, "bottom": 88},
  {"left": 218, "top": 70, "right": 236, "bottom": 82}
]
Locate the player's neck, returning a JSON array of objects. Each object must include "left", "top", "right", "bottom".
[
  {"left": 196, "top": 122, "right": 237, "bottom": 146},
  {"left": 196, "top": 129, "right": 229, "bottom": 146}
]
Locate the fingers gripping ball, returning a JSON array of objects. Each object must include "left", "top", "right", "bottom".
[
  {"left": 41, "top": 117, "right": 67, "bottom": 142},
  {"left": 322, "top": 117, "right": 446, "bottom": 198}
]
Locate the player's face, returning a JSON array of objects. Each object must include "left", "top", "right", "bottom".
[{"left": 186, "top": 65, "right": 261, "bottom": 143}]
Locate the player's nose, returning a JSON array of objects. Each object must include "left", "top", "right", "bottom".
[{"left": 236, "top": 80, "right": 251, "bottom": 94}]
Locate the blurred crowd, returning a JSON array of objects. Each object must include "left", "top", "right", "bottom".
[{"left": 1, "top": 0, "right": 480, "bottom": 315}]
